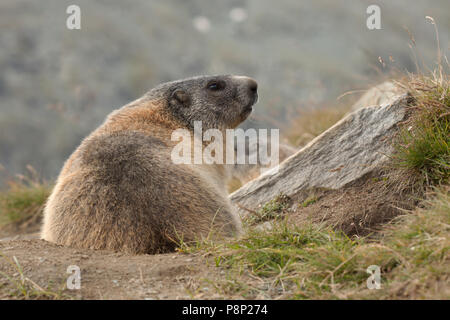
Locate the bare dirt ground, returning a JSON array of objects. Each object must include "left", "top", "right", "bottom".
[{"left": 0, "top": 238, "right": 226, "bottom": 300}]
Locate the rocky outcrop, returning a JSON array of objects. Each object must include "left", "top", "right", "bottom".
[{"left": 230, "top": 94, "right": 409, "bottom": 215}]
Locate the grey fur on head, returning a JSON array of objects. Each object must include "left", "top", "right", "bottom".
[{"left": 144, "top": 75, "right": 258, "bottom": 131}]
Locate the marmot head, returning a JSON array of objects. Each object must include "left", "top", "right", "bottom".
[{"left": 145, "top": 75, "right": 258, "bottom": 131}]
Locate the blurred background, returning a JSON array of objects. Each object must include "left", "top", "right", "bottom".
[{"left": 0, "top": 0, "right": 449, "bottom": 186}]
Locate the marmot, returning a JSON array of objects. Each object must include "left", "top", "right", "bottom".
[{"left": 41, "top": 75, "right": 258, "bottom": 254}]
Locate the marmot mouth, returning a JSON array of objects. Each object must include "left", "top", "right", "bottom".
[
  {"left": 252, "top": 93, "right": 258, "bottom": 105},
  {"left": 242, "top": 105, "right": 253, "bottom": 115},
  {"left": 242, "top": 94, "right": 258, "bottom": 114},
  {"left": 239, "top": 94, "right": 257, "bottom": 118}
]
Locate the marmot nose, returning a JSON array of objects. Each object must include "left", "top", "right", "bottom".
[{"left": 247, "top": 78, "right": 258, "bottom": 94}]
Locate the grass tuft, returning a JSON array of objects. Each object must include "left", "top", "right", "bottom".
[
  {"left": 243, "top": 193, "right": 290, "bottom": 226},
  {"left": 0, "top": 167, "right": 51, "bottom": 227},
  {"left": 392, "top": 73, "right": 449, "bottom": 185},
  {"left": 300, "top": 195, "right": 318, "bottom": 208}
]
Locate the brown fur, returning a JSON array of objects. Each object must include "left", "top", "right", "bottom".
[{"left": 41, "top": 75, "right": 258, "bottom": 254}]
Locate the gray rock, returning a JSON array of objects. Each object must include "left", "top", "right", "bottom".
[{"left": 230, "top": 95, "right": 408, "bottom": 215}]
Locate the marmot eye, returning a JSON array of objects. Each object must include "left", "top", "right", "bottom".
[{"left": 207, "top": 80, "right": 225, "bottom": 91}]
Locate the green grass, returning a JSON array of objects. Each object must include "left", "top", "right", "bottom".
[
  {"left": 0, "top": 166, "right": 51, "bottom": 228},
  {"left": 243, "top": 193, "right": 290, "bottom": 225},
  {"left": 301, "top": 195, "right": 318, "bottom": 208},
  {"left": 392, "top": 74, "right": 449, "bottom": 185},
  {"left": 0, "top": 181, "right": 51, "bottom": 226}
]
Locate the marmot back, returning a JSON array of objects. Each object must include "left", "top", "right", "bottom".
[{"left": 41, "top": 75, "right": 258, "bottom": 254}]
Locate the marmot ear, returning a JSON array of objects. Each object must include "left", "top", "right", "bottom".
[{"left": 170, "top": 89, "right": 190, "bottom": 108}]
